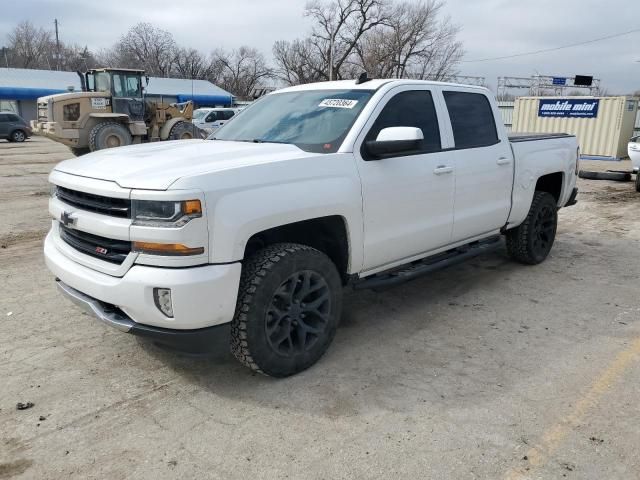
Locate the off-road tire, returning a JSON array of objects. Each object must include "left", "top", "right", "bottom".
[
  {"left": 168, "top": 121, "right": 198, "bottom": 140},
  {"left": 10, "top": 130, "right": 26, "bottom": 142},
  {"left": 230, "top": 243, "right": 342, "bottom": 377},
  {"left": 89, "top": 122, "right": 132, "bottom": 151},
  {"left": 635, "top": 173, "right": 640, "bottom": 193},
  {"left": 506, "top": 191, "right": 558, "bottom": 265},
  {"left": 69, "top": 146, "right": 90, "bottom": 157}
]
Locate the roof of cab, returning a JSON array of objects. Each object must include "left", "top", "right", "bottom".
[{"left": 275, "top": 78, "right": 489, "bottom": 94}]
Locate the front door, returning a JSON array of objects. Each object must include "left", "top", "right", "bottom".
[
  {"left": 354, "top": 87, "right": 455, "bottom": 272},
  {"left": 442, "top": 90, "right": 514, "bottom": 242}
]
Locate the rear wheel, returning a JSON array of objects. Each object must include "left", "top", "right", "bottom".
[
  {"left": 231, "top": 243, "right": 342, "bottom": 377},
  {"left": 89, "top": 122, "right": 132, "bottom": 151},
  {"left": 169, "top": 121, "right": 198, "bottom": 140},
  {"left": 10, "top": 130, "right": 26, "bottom": 142},
  {"left": 506, "top": 191, "right": 558, "bottom": 265}
]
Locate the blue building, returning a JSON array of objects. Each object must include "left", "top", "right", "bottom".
[{"left": 0, "top": 67, "right": 234, "bottom": 121}]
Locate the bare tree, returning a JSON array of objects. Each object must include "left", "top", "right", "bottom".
[
  {"left": 272, "top": 39, "right": 327, "bottom": 85},
  {"left": 173, "top": 47, "right": 212, "bottom": 79},
  {"left": 211, "top": 47, "right": 272, "bottom": 99},
  {"left": 107, "top": 23, "right": 177, "bottom": 76},
  {"left": 306, "top": 0, "right": 388, "bottom": 80},
  {"left": 6, "top": 21, "right": 54, "bottom": 69},
  {"left": 273, "top": 0, "right": 462, "bottom": 85},
  {"left": 355, "top": 0, "right": 462, "bottom": 80}
]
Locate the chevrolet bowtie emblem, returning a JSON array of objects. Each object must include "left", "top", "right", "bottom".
[{"left": 60, "top": 211, "right": 76, "bottom": 227}]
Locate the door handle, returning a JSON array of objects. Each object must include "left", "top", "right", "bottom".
[
  {"left": 497, "top": 157, "right": 512, "bottom": 165},
  {"left": 433, "top": 165, "right": 453, "bottom": 175}
]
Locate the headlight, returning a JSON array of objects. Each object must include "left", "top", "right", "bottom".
[
  {"left": 131, "top": 199, "right": 202, "bottom": 228},
  {"left": 50, "top": 184, "right": 58, "bottom": 198}
]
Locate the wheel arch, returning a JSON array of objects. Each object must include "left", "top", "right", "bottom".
[
  {"left": 243, "top": 216, "right": 351, "bottom": 284},
  {"left": 534, "top": 171, "right": 564, "bottom": 204}
]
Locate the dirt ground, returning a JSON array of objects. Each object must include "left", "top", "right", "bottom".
[{"left": 1, "top": 136, "right": 639, "bottom": 479}]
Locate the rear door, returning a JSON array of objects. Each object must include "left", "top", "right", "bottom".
[
  {"left": 442, "top": 90, "right": 514, "bottom": 242},
  {"left": 354, "top": 86, "right": 455, "bottom": 271}
]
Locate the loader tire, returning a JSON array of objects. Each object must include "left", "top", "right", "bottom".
[
  {"left": 89, "top": 122, "right": 132, "bottom": 152},
  {"left": 168, "top": 121, "right": 198, "bottom": 140}
]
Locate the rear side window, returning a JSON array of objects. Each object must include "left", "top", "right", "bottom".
[
  {"left": 365, "top": 90, "right": 441, "bottom": 155},
  {"left": 444, "top": 91, "right": 499, "bottom": 149}
]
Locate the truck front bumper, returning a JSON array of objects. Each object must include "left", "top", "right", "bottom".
[{"left": 44, "top": 232, "right": 242, "bottom": 350}]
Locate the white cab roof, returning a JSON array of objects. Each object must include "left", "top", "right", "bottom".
[{"left": 276, "top": 78, "right": 488, "bottom": 94}]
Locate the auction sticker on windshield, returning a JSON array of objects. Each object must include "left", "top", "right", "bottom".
[{"left": 319, "top": 99, "right": 359, "bottom": 109}]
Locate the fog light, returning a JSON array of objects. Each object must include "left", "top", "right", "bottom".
[{"left": 153, "top": 288, "right": 174, "bottom": 318}]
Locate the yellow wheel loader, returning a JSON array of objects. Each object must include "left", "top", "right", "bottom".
[{"left": 32, "top": 68, "right": 203, "bottom": 156}]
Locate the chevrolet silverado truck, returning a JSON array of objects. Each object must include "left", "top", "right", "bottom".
[{"left": 44, "top": 79, "right": 579, "bottom": 377}]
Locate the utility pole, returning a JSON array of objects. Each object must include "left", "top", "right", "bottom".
[
  {"left": 329, "top": 28, "right": 335, "bottom": 81},
  {"left": 54, "top": 18, "right": 61, "bottom": 70}
]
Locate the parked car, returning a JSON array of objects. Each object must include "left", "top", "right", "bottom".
[
  {"left": 628, "top": 136, "right": 640, "bottom": 192},
  {"left": 0, "top": 111, "right": 31, "bottom": 142},
  {"left": 44, "top": 78, "right": 579, "bottom": 377},
  {"left": 192, "top": 107, "right": 240, "bottom": 134}
]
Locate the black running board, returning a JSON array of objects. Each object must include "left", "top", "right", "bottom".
[{"left": 353, "top": 235, "right": 502, "bottom": 290}]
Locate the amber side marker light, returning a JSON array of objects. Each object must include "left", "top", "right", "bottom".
[
  {"left": 182, "top": 200, "right": 202, "bottom": 216},
  {"left": 133, "top": 242, "right": 204, "bottom": 256}
]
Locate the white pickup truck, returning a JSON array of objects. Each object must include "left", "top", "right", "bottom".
[{"left": 45, "top": 79, "right": 579, "bottom": 377}]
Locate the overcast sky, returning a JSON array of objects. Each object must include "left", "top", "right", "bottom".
[{"left": 1, "top": 0, "right": 638, "bottom": 93}]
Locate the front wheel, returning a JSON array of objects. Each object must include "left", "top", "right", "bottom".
[
  {"left": 635, "top": 173, "right": 640, "bottom": 193},
  {"left": 10, "top": 130, "right": 26, "bottom": 142},
  {"left": 168, "top": 121, "right": 198, "bottom": 140},
  {"left": 506, "top": 191, "right": 558, "bottom": 265},
  {"left": 89, "top": 122, "right": 132, "bottom": 151},
  {"left": 231, "top": 243, "right": 342, "bottom": 377}
]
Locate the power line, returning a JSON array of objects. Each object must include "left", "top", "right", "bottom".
[{"left": 462, "top": 27, "right": 640, "bottom": 63}]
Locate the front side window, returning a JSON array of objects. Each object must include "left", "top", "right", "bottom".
[
  {"left": 444, "top": 91, "right": 499, "bottom": 149},
  {"left": 111, "top": 74, "right": 141, "bottom": 97},
  {"left": 93, "top": 73, "right": 111, "bottom": 93},
  {"left": 205, "top": 112, "right": 219, "bottom": 123},
  {"left": 364, "top": 90, "right": 442, "bottom": 155},
  {"left": 212, "top": 89, "right": 374, "bottom": 154}
]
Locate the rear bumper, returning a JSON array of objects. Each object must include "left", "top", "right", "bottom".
[{"left": 56, "top": 280, "right": 229, "bottom": 352}]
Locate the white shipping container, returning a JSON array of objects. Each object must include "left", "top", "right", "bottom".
[{"left": 512, "top": 96, "right": 638, "bottom": 159}]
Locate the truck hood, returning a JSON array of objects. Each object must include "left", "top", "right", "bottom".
[{"left": 54, "top": 140, "right": 315, "bottom": 190}]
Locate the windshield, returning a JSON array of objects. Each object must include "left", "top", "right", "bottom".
[
  {"left": 193, "top": 109, "right": 210, "bottom": 121},
  {"left": 210, "top": 89, "right": 374, "bottom": 153}
]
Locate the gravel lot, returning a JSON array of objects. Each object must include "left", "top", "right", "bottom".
[{"left": 1, "top": 136, "right": 639, "bottom": 479}]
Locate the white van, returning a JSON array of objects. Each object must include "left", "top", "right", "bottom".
[{"left": 192, "top": 108, "right": 240, "bottom": 134}]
